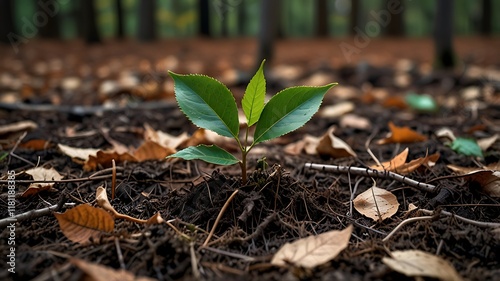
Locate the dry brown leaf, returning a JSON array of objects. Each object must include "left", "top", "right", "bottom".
[
  {"left": 144, "top": 123, "right": 189, "bottom": 149},
  {"left": 84, "top": 150, "right": 137, "bottom": 171},
  {"left": 339, "top": 114, "right": 371, "bottom": 130},
  {"left": 382, "top": 96, "right": 408, "bottom": 109},
  {"left": 71, "top": 258, "right": 156, "bottom": 281},
  {"left": 133, "top": 140, "right": 176, "bottom": 161},
  {"left": 54, "top": 204, "right": 114, "bottom": 245},
  {"left": 447, "top": 162, "right": 500, "bottom": 174},
  {"left": 318, "top": 102, "right": 355, "bottom": 118},
  {"left": 377, "top": 122, "right": 427, "bottom": 144},
  {"left": 271, "top": 225, "right": 352, "bottom": 268},
  {"left": 19, "top": 139, "right": 50, "bottom": 150},
  {"left": 371, "top": 148, "right": 409, "bottom": 172},
  {"left": 383, "top": 250, "right": 463, "bottom": 281},
  {"left": 284, "top": 135, "right": 319, "bottom": 156},
  {"left": 477, "top": 134, "right": 498, "bottom": 151},
  {"left": 353, "top": 186, "right": 399, "bottom": 221},
  {"left": 146, "top": 212, "right": 165, "bottom": 224},
  {"left": 0, "top": 120, "right": 38, "bottom": 135},
  {"left": 463, "top": 170, "right": 500, "bottom": 197},
  {"left": 96, "top": 186, "right": 119, "bottom": 216},
  {"left": 182, "top": 128, "right": 239, "bottom": 152},
  {"left": 58, "top": 144, "right": 99, "bottom": 162},
  {"left": 371, "top": 149, "right": 440, "bottom": 175},
  {"left": 316, "top": 127, "right": 356, "bottom": 158},
  {"left": 22, "top": 167, "right": 63, "bottom": 197}
]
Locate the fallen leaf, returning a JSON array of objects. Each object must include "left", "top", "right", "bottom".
[
  {"left": 96, "top": 186, "right": 119, "bottom": 216},
  {"left": 461, "top": 170, "right": 500, "bottom": 197},
  {"left": 450, "top": 137, "right": 483, "bottom": 158},
  {"left": 383, "top": 250, "right": 463, "bottom": 281},
  {"left": 477, "top": 134, "right": 498, "bottom": 151},
  {"left": 84, "top": 150, "right": 137, "bottom": 171},
  {"left": 271, "top": 225, "right": 352, "bottom": 268},
  {"left": 0, "top": 120, "right": 38, "bottom": 135},
  {"left": 71, "top": 258, "right": 156, "bottom": 281},
  {"left": 382, "top": 95, "right": 407, "bottom": 109},
  {"left": 316, "top": 127, "right": 357, "bottom": 158},
  {"left": 318, "top": 102, "right": 355, "bottom": 118},
  {"left": 133, "top": 140, "right": 176, "bottom": 161},
  {"left": 22, "top": 167, "right": 63, "bottom": 197},
  {"left": 54, "top": 204, "right": 114, "bottom": 245},
  {"left": 371, "top": 149, "right": 440, "bottom": 175},
  {"left": 146, "top": 212, "right": 165, "bottom": 224},
  {"left": 144, "top": 123, "right": 189, "bottom": 149},
  {"left": 377, "top": 122, "right": 427, "bottom": 144},
  {"left": 58, "top": 144, "right": 99, "bottom": 162},
  {"left": 19, "top": 139, "right": 50, "bottom": 150},
  {"left": 353, "top": 186, "right": 399, "bottom": 221},
  {"left": 284, "top": 135, "right": 319, "bottom": 156},
  {"left": 182, "top": 128, "right": 239, "bottom": 152},
  {"left": 371, "top": 148, "right": 408, "bottom": 172},
  {"left": 339, "top": 114, "right": 371, "bottom": 130}
]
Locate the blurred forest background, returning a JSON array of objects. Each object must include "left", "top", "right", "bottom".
[{"left": 1, "top": 0, "right": 498, "bottom": 41}]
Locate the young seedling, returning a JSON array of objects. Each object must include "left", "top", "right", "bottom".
[{"left": 167, "top": 60, "right": 337, "bottom": 184}]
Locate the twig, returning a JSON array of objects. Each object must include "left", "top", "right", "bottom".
[
  {"left": 190, "top": 242, "right": 201, "bottom": 279},
  {"left": 383, "top": 216, "right": 434, "bottom": 242},
  {"left": 114, "top": 238, "right": 126, "bottom": 270},
  {"left": 202, "top": 246, "right": 255, "bottom": 262},
  {"left": 305, "top": 163, "right": 437, "bottom": 193},
  {"left": 202, "top": 189, "right": 239, "bottom": 247},
  {"left": 111, "top": 159, "right": 116, "bottom": 200},
  {"left": 0, "top": 202, "right": 75, "bottom": 228},
  {"left": 420, "top": 209, "right": 500, "bottom": 228}
]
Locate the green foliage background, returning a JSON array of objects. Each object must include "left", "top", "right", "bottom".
[{"left": 12, "top": 0, "right": 500, "bottom": 39}]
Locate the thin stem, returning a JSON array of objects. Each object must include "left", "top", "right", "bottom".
[{"left": 202, "top": 189, "right": 239, "bottom": 247}]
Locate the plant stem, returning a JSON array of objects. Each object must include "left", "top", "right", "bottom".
[{"left": 241, "top": 151, "right": 247, "bottom": 184}]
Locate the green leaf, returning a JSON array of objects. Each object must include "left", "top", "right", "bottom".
[
  {"left": 405, "top": 92, "right": 438, "bottom": 112},
  {"left": 169, "top": 72, "right": 239, "bottom": 139},
  {"left": 254, "top": 83, "right": 337, "bottom": 144},
  {"left": 167, "top": 145, "right": 239, "bottom": 165},
  {"left": 242, "top": 60, "right": 266, "bottom": 126},
  {"left": 451, "top": 138, "right": 483, "bottom": 158}
]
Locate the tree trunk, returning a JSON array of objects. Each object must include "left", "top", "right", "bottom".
[
  {"left": 137, "top": 0, "right": 156, "bottom": 42},
  {"left": 385, "top": 0, "right": 404, "bottom": 36},
  {"left": 115, "top": 0, "right": 124, "bottom": 38},
  {"left": 434, "top": 0, "right": 455, "bottom": 69},
  {"left": 349, "top": 0, "right": 359, "bottom": 35},
  {"left": 255, "top": 0, "right": 280, "bottom": 70},
  {"left": 480, "top": 0, "right": 491, "bottom": 36},
  {"left": 0, "top": 0, "right": 16, "bottom": 44},
  {"left": 80, "top": 0, "right": 101, "bottom": 44},
  {"left": 316, "top": 0, "right": 329, "bottom": 37},
  {"left": 237, "top": 0, "right": 247, "bottom": 36},
  {"left": 37, "top": 0, "right": 60, "bottom": 39},
  {"left": 198, "top": 0, "right": 211, "bottom": 37}
]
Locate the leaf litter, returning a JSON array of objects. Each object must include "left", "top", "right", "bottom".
[{"left": 1, "top": 39, "right": 499, "bottom": 281}]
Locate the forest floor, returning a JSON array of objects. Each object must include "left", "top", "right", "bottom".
[{"left": 0, "top": 37, "right": 500, "bottom": 280}]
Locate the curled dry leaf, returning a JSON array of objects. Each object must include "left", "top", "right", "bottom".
[
  {"left": 284, "top": 135, "right": 319, "bottom": 156},
  {"left": 144, "top": 123, "right": 189, "bottom": 149},
  {"left": 318, "top": 101, "right": 355, "bottom": 118},
  {"left": 58, "top": 144, "right": 99, "bottom": 163},
  {"left": 477, "top": 134, "right": 498, "bottom": 151},
  {"left": 54, "top": 204, "right": 114, "bottom": 245},
  {"left": 0, "top": 120, "right": 38, "bottom": 135},
  {"left": 353, "top": 186, "right": 399, "bottom": 221},
  {"left": 71, "top": 258, "right": 156, "bottom": 281},
  {"left": 371, "top": 148, "right": 440, "bottom": 175},
  {"left": 96, "top": 186, "right": 119, "bottom": 216},
  {"left": 377, "top": 122, "right": 427, "bottom": 145},
  {"left": 271, "top": 225, "right": 353, "bottom": 268},
  {"left": 316, "top": 127, "right": 357, "bottom": 158},
  {"left": 383, "top": 250, "right": 463, "bottom": 281},
  {"left": 22, "top": 167, "right": 63, "bottom": 197}
]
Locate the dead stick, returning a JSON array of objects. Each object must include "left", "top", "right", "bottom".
[
  {"left": 305, "top": 163, "right": 437, "bottom": 193},
  {"left": 202, "top": 189, "right": 239, "bottom": 247},
  {"left": 0, "top": 203, "right": 75, "bottom": 228}
]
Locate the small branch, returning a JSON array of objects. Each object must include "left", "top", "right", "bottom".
[
  {"left": 383, "top": 216, "right": 434, "bottom": 242},
  {"left": 202, "top": 189, "right": 239, "bottom": 247},
  {"left": 420, "top": 209, "right": 500, "bottom": 228},
  {"left": 305, "top": 163, "right": 437, "bottom": 193},
  {"left": 0, "top": 203, "right": 75, "bottom": 228}
]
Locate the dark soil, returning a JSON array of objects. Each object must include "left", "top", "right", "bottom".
[{"left": 1, "top": 37, "right": 500, "bottom": 281}]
